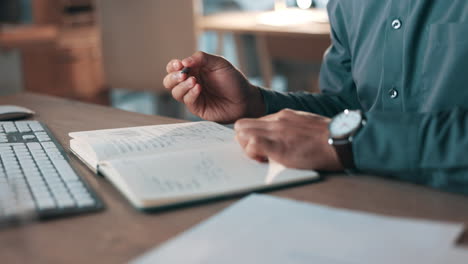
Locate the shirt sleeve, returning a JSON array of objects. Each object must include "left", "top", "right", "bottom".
[
  {"left": 259, "top": 0, "right": 361, "bottom": 118},
  {"left": 354, "top": 110, "right": 468, "bottom": 194}
]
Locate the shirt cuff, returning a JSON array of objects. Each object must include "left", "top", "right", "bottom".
[{"left": 258, "top": 87, "right": 283, "bottom": 115}]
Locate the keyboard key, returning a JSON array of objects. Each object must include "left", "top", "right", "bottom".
[
  {"left": 36, "top": 199, "right": 57, "bottom": 211},
  {"left": 30, "top": 182, "right": 48, "bottom": 190},
  {"left": 29, "top": 123, "right": 44, "bottom": 132},
  {"left": 7, "top": 171, "right": 23, "bottom": 178},
  {"left": 31, "top": 185, "right": 49, "bottom": 194},
  {"left": 52, "top": 189, "right": 71, "bottom": 198},
  {"left": 22, "top": 135, "right": 36, "bottom": 140},
  {"left": 26, "top": 142, "right": 42, "bottom": 149},
  {"left": 57, "top": 199, "right": 76, "bottom": 209},
  {"left": 66, "top": 181, "right": 84, "bottom": 188},
  {"left": 47, "top": 179, "right": 65, "bottom": 188},
  {"left": 18, "top": 127, "right": 32, "bottom": 133},
  {"left": 32, "top": 155, "right": 49, "bottom": 161},
  {"left": 4, "top": 127, "right": 17, "bottom": 133},
  {"left": 24, "top": 172, "right": 42, "bottom": 179},
  {"left": 76, "top": 199, "right": 96, "bottom": 208}
]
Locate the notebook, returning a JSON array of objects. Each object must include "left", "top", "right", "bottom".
[
  {"left": 69, "top": 122, "right": 319, "bottom": 210},
  {"left": 132, "top": 194, "right": 468, "bottom": 264}
]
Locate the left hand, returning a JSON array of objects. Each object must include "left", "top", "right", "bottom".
[{"left": 234, "top": 109, "right": 343, "bottom": 171}]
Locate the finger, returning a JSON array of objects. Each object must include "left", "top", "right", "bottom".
[
  {"left": 182, "top": 51, "right": 231, "bottom": 71},
  {"left": 163, "top": 71, "right": 189, "bottom": 90},
  {"left": 260, "top": 109, "right": 296, "bottom": 121},
  {"left": 166, "top": 59, "right": 183, "bottom": 73},
  {"left": 182, "top": 51, "right": 206, "bottom": 68},
  {"left": 260, "top": 113, "right": 280, "bottom": 121},
  {"left": 235, "top": 131, "right": 248, "bottom": 150},
  {"left": 262, "top": 108, "right": 325, "bottom": 123},
  {"left": 183, "top": 84, "right": 201, "bottom": 105},
  {"left": 172, "top": 76, "right": 197, "bottom": 102},
  {"left": 244, "top": 135, "right": 276, "bottom": 163},
  {"left": 235, "top": 128, "right": 273, "bottom": 153},
  {"left": 234, "top": 118, "right": 273, "bottom": 131}
]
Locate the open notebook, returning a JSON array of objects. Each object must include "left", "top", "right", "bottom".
[{"left": 69, "top": 122, "right": 319, "bottom": 210}]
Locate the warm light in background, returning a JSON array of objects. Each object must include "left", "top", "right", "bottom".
[
  {"left": 274, "top": 0, "right": 287, "bottom": 11},
  {"left": 257, "top": 8, "right": 328, "bottom": 27},
  {"left": 296, "top": 0, "right": 313, "bottom": 9},
  {"left": 259, "top": 0, "right": 328, "bottom": 27}
]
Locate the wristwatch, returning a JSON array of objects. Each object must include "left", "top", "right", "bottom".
[{"left": 328, "top": 109, "right": 366, "bottom": 170}]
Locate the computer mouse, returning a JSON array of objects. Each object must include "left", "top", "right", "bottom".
[{"left": 0, "top": 105, "right": 35, "bottom": 121}]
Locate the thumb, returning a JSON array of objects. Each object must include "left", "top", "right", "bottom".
[{"left": 182, "top": 51, "right": 231, "bottom": 71}]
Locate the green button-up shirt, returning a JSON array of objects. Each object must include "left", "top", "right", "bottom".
[{"left": 260, "top": 0, "right": 468, "bottom": 194}]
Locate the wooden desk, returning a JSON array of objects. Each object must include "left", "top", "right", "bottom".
[
  {"left": 1, "top": 92, "right": 468, "bottom": 264},
  {"left": 197, "top": 10, "right": 331, "bottom": 89}
]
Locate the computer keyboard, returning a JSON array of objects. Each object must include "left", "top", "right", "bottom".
[{"left": 0, "top": 121, "right": 103, "bottom": 223}]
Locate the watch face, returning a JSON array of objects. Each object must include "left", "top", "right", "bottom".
[{"left": 329, "top": 110, "right": 362, "bottom": 138}]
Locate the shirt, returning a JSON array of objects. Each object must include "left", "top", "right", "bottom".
[{"left": 259, "top": 0, "right": 468, "bottom": 194}]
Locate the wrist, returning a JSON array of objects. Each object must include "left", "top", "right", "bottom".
[
  {"left": 246, "top": 84, "right": 266, "bottom": 118},
  {"left": 328, "top": 110, "right": 366, "bottom": 171}
]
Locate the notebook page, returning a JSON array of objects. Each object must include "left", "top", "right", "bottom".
[
  {"left": 69, "top": 121, "right": 234, "bottom": 162},
  {"left": 100, "top": 144, "right": 318, "bottom": 208}
]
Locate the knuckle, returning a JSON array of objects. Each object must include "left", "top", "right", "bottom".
[
  {"left": 249, "top": 135, "right": 260, "bottom": 145},
  {"left": 234, "top": 119, "right": 246, "bottom": 130},
  {"left": 163, "top": 76, "right": 172, "bottom": 89},
  {"left": 171, "top": 87, "right": 182, "bottom": 101},
  {"left": 182, "top": 93, "right": 190, "bottom": 104},
  {"left": 164, "top": 74, "right": 177, "bottom": 88},
  {"left": 249, "top": 135, "right": 265, "bottom": 149},
  {"left": 276, "top": 110, "right": 288, "bottom": 120},
  {"left": 279, "top": 109, "right": 293, "bottom": 116},
  {"left": 167, "top": 59, "right": 177, "bottom": 71},
  {"left": 274, "top": 109, "right": 295, "bottom": 123},
  {"left": 181, "top": 78, "right": 192, "bottom": 89},
  {"left": 187, "top": 76, "right": 196, "bottom": 86},
  {"left": 245, "top": 144, "right": 259, "bottom": 158},
  {"left": 183, "top": 92, "right": 194, "bottom": 105},
  {"left": 193, "top": 51, "right": 205, "bottom": 60},
  {"left": 236, "top": 133, "right": 247, "bottom": 144}
]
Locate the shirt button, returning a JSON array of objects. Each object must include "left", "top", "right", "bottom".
[
  {"left": 391, "top": 19, "right": 402, "bottom": 29},
  {"left": 388, "top": 88, "right": 399, "bottom": 99}
]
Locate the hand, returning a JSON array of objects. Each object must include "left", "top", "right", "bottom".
[
  {"left": 163, "top": 51, "right": 265, "bottom": 123},
  {"left": 234, "top": 109, "right": 343, "bottom": 171}
]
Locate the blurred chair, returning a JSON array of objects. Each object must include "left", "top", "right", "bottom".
[{"left": 95, "top": 0, "right": 198, "bottom": 117}]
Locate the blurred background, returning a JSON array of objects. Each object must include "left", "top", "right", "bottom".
[{"left": 0, "top": 0, "right": 330, "bottom": 120}]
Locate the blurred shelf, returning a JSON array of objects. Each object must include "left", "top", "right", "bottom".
[{"left": 0, "top": 25, "right": 108, "bottom": 105}]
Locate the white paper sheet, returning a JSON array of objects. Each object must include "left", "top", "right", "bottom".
[{"left": 133, "top": 194, "right": 468, "bottom": 264}]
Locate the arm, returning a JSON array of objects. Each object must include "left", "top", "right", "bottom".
[
  {"left": 259, "top": 1, "right": 361, "bottom": 118},
  {"left": 232, "top": 1, "right": 358, "bottom": 171},
  {"left": 259, "top": 0, "right": 468, "bottom": 194}
]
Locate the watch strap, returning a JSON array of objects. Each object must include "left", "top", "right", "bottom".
[{"left": 333, "top": 141, "right": 356, "bottom": 170}]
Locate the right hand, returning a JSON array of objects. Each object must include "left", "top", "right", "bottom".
[{"left": 163, "top": 51, "right": 265, "bottom": 123}]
